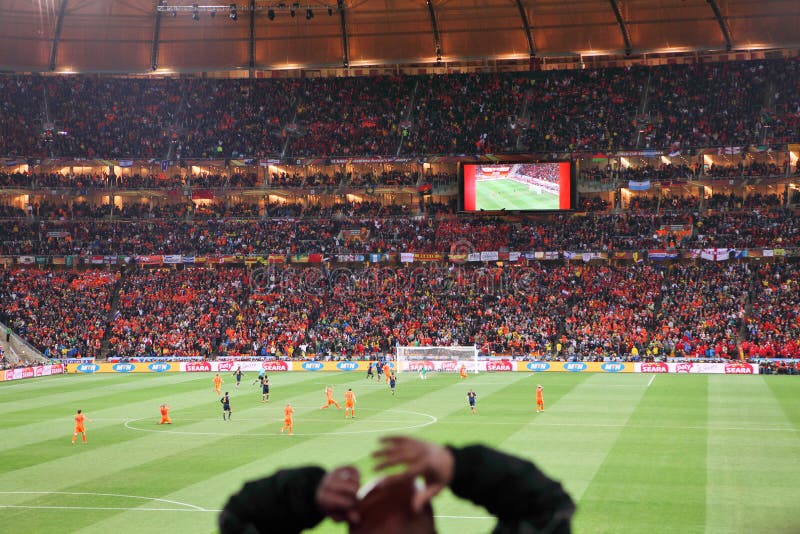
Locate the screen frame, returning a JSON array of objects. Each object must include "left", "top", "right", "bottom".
[{"left": 458, "top": 160, "right": 576, "bottom": 212}]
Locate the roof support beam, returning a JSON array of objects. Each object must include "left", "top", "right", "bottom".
[
  {"left": 608, "top": 0, "right": 631, "bottom": 56},
  {"left": 513, "top": 0, "right": 535, "bottom": 58},
  {"left": 151, "top": 1, "right": 163, "bottom": 71},
  {"left": 248, "top": 0, "right": 256, "bottom": 70},
  {"left": 337, "top": 1, "right": 349, "bottom": 68},
  {"left": 425, "top": 0, "right": 442, "bottom": 63},
  {"left": 706, "top": 0, "right": 732, "bottom": 52},
  {"left": 49, "top": 0, "right": 69, "bottom": 71}
]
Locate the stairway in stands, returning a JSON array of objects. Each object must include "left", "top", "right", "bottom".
[{"left": 99, "top": 266, "right": 132, "bottom": 360}]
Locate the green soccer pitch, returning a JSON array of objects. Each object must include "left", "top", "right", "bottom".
[
  {"left": 474, "top": 178, "right": 560, "bottom": 211},
  {"left": 1, "top": 371, "right": 798, "bottom": 533}
]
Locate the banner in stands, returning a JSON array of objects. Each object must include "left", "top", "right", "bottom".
[
  {"left": 635, "top": 362, "right": 759, "bottom": 374},
  {"left": 400, "top": 360, "right": 509, "bottom": 372},
  {"left": 296, "top": 361, "right": 370, "bottom": 372},
  {"left": 1, "top": 363, "right": 64, "bottom": 382},
  {"left": 61, "top": 360, "right": 758, "bottom": 375},
  {"left": 518, "top": 361, "right": 634, "bottom": 373},
  {"left": 68, "top": 362, "right": 179, "bottom": 373},
  {"left": 13, "top": 246, "right": 798, "bottom": 267},
  {"left": 179, "top": 360, "right": 292, "bottom": 372}
]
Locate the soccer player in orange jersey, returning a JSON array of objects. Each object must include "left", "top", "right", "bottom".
[
  {"left": 320, "top": 386, "right": 341, "bottom": 409},
  {"left": 459, "top": 365, "right": 468, "bottom": 379},
  {"left": 213, "top": 373, "right": 223, "bottom": 396},
  {"left": 281, "top": 403, "right": 294, "bottom": 435},
  {"left": 71, "top": 409, "right": 91, "bottom": 444},
  {"left": 344, "top": 388, "right": 356, "bottom": 418},
  {"left": 382, "top": 362, "right": 391, "bottom": 383},
  {"left": 159, "top": 403, "right": 172, "bottom": 424},
  {"left": 536, "top": 384, "right": 545, "bottom": 413}
]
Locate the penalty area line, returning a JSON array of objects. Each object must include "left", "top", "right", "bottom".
[
  {"left": 0, "top": 491, "right": 208, "bottom": 511},
  {"left": 435, "top": 514, "right": 493, "bottom": 520},
  {"left": 647, "top": 375, "right": 655, "bottom": 387},
  {"left": 0, "top": 504, "right": 220, "bottom": 513},
  {"left": 0, "top": 505, "right": 491, "bottom": 520}
]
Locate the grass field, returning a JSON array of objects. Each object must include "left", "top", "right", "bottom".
[
  {"left": 475, "top": 178, "right": 559, "bottom": 211},
  {"left": 1, "top": 371, "right": 799, "bottom": 533}
]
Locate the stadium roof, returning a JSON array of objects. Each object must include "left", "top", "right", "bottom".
[{"left": 0, "top": 0, "right": 798, "bottom": 73}]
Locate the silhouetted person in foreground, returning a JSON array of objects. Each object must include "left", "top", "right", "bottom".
[{"left": 219, "top": 435, "right": 574, "bottom": 533}]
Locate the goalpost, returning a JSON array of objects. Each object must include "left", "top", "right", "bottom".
[{"left": 395, "top": 346, "right": 479, "bottom": 373}]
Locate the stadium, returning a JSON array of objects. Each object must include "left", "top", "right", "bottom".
[{"left": 1, "top": 0, "right": 799, "bottom": 532}]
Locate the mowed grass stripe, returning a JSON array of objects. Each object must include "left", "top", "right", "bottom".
[
  {"left": 0, "top": 374, "right": 208, "bottom": 430},
  {"left": 763, "top": 376, "right": 800, "bottom": 430},
  {"left": 0, "top": 372, "right": 329, "bottom": 491},
  {"left": 575, "top": 374, "right": 708, "bottom": 534},
  {"left": 705, "top": 376, "right": 800, "bottom": 534},
  {"left": 0, "top": 371, "right": 318, "bottom": 468},
  {"left": 69, "top": 372, "right": 530, "bottom": 534},
  {"left": 0, "top": 372, "right": 357, "bottom": 532},
  {"left": 3, "top": 372, "right": 796, "bottom": 534},
  {"left": 498, "top": 373, "right": 652, "bottom": 511},
  {"left": 0, "top": 373, "right": 434, "bottom": 518},
  {"left": 0, "top": 374, "right": 265, "bottom": 454},
  {"left": 418, "top": 372, "right": 589, "bottom": 533}
]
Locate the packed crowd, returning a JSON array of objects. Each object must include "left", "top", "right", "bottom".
[
  {"left": 706, "top": 161, "right": 786, "bottom": 178},
  {"left": 0, "top": 169, "right": 434, "bottom": 190},
  {"left": 2, "top": 59, "right": 799, "bottom": 160},
  {"left": 743, "top": 262, "right": 800, "bottom": 358},
  {"left": 0, "top": 269, "right": 116, "bottom": 359},
  {"left": 656, "top": 262, "right": 750, "bottom": 359},
  {"left": 108, "top": 267, "right": 246, "bottom": 358},
  {"left": 1, "top": 198, "right": 798, "bottom": 256},
  {"left": 2, "top": 260, "right": 797, "bottom": 362}
]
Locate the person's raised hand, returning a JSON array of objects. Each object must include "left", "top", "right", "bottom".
[
  {"left": 315, "top": 466, "right": 361, "bottom": 524},
  {"left": 372, "top": 436, "right": 455, "bottom": 512}
]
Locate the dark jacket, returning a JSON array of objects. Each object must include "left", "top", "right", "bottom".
[{"left": 219, "top": 445, "right": 574, "bottom": 533}]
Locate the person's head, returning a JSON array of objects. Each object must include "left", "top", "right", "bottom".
[
  {"left": 77, "top": 409, "right": 82, "bottom": 414},
  {"left": 225, "top": 391, "right": 229, "bottom": 396},
  {"left": 537, "top": 384, "right": 542, "bottom": 389},
  {"left": 349, "top": 475, "right": 435, "bottom": 534},
  {"left": 348, "top": 388, "right": 352, "bottom": 392}
]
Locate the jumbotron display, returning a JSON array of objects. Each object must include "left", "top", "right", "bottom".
[{"left": 460, "top": 161, "right": 573, "bottom": 211}]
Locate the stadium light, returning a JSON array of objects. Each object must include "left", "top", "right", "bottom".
[{"left": 156, "top": 2, "right": 337, "bottom": 20}]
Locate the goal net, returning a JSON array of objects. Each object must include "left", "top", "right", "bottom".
[{"left": 395, "top": 346, "right": 479, "bottom": 373}]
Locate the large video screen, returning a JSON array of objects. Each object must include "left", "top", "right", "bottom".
[{"left": 461, "top": 162, "right": 573, "bottom": 211}]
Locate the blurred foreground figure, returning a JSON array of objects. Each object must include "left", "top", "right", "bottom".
[{"left": 219, "top": 436, "right": 574, "bottom": 533}]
